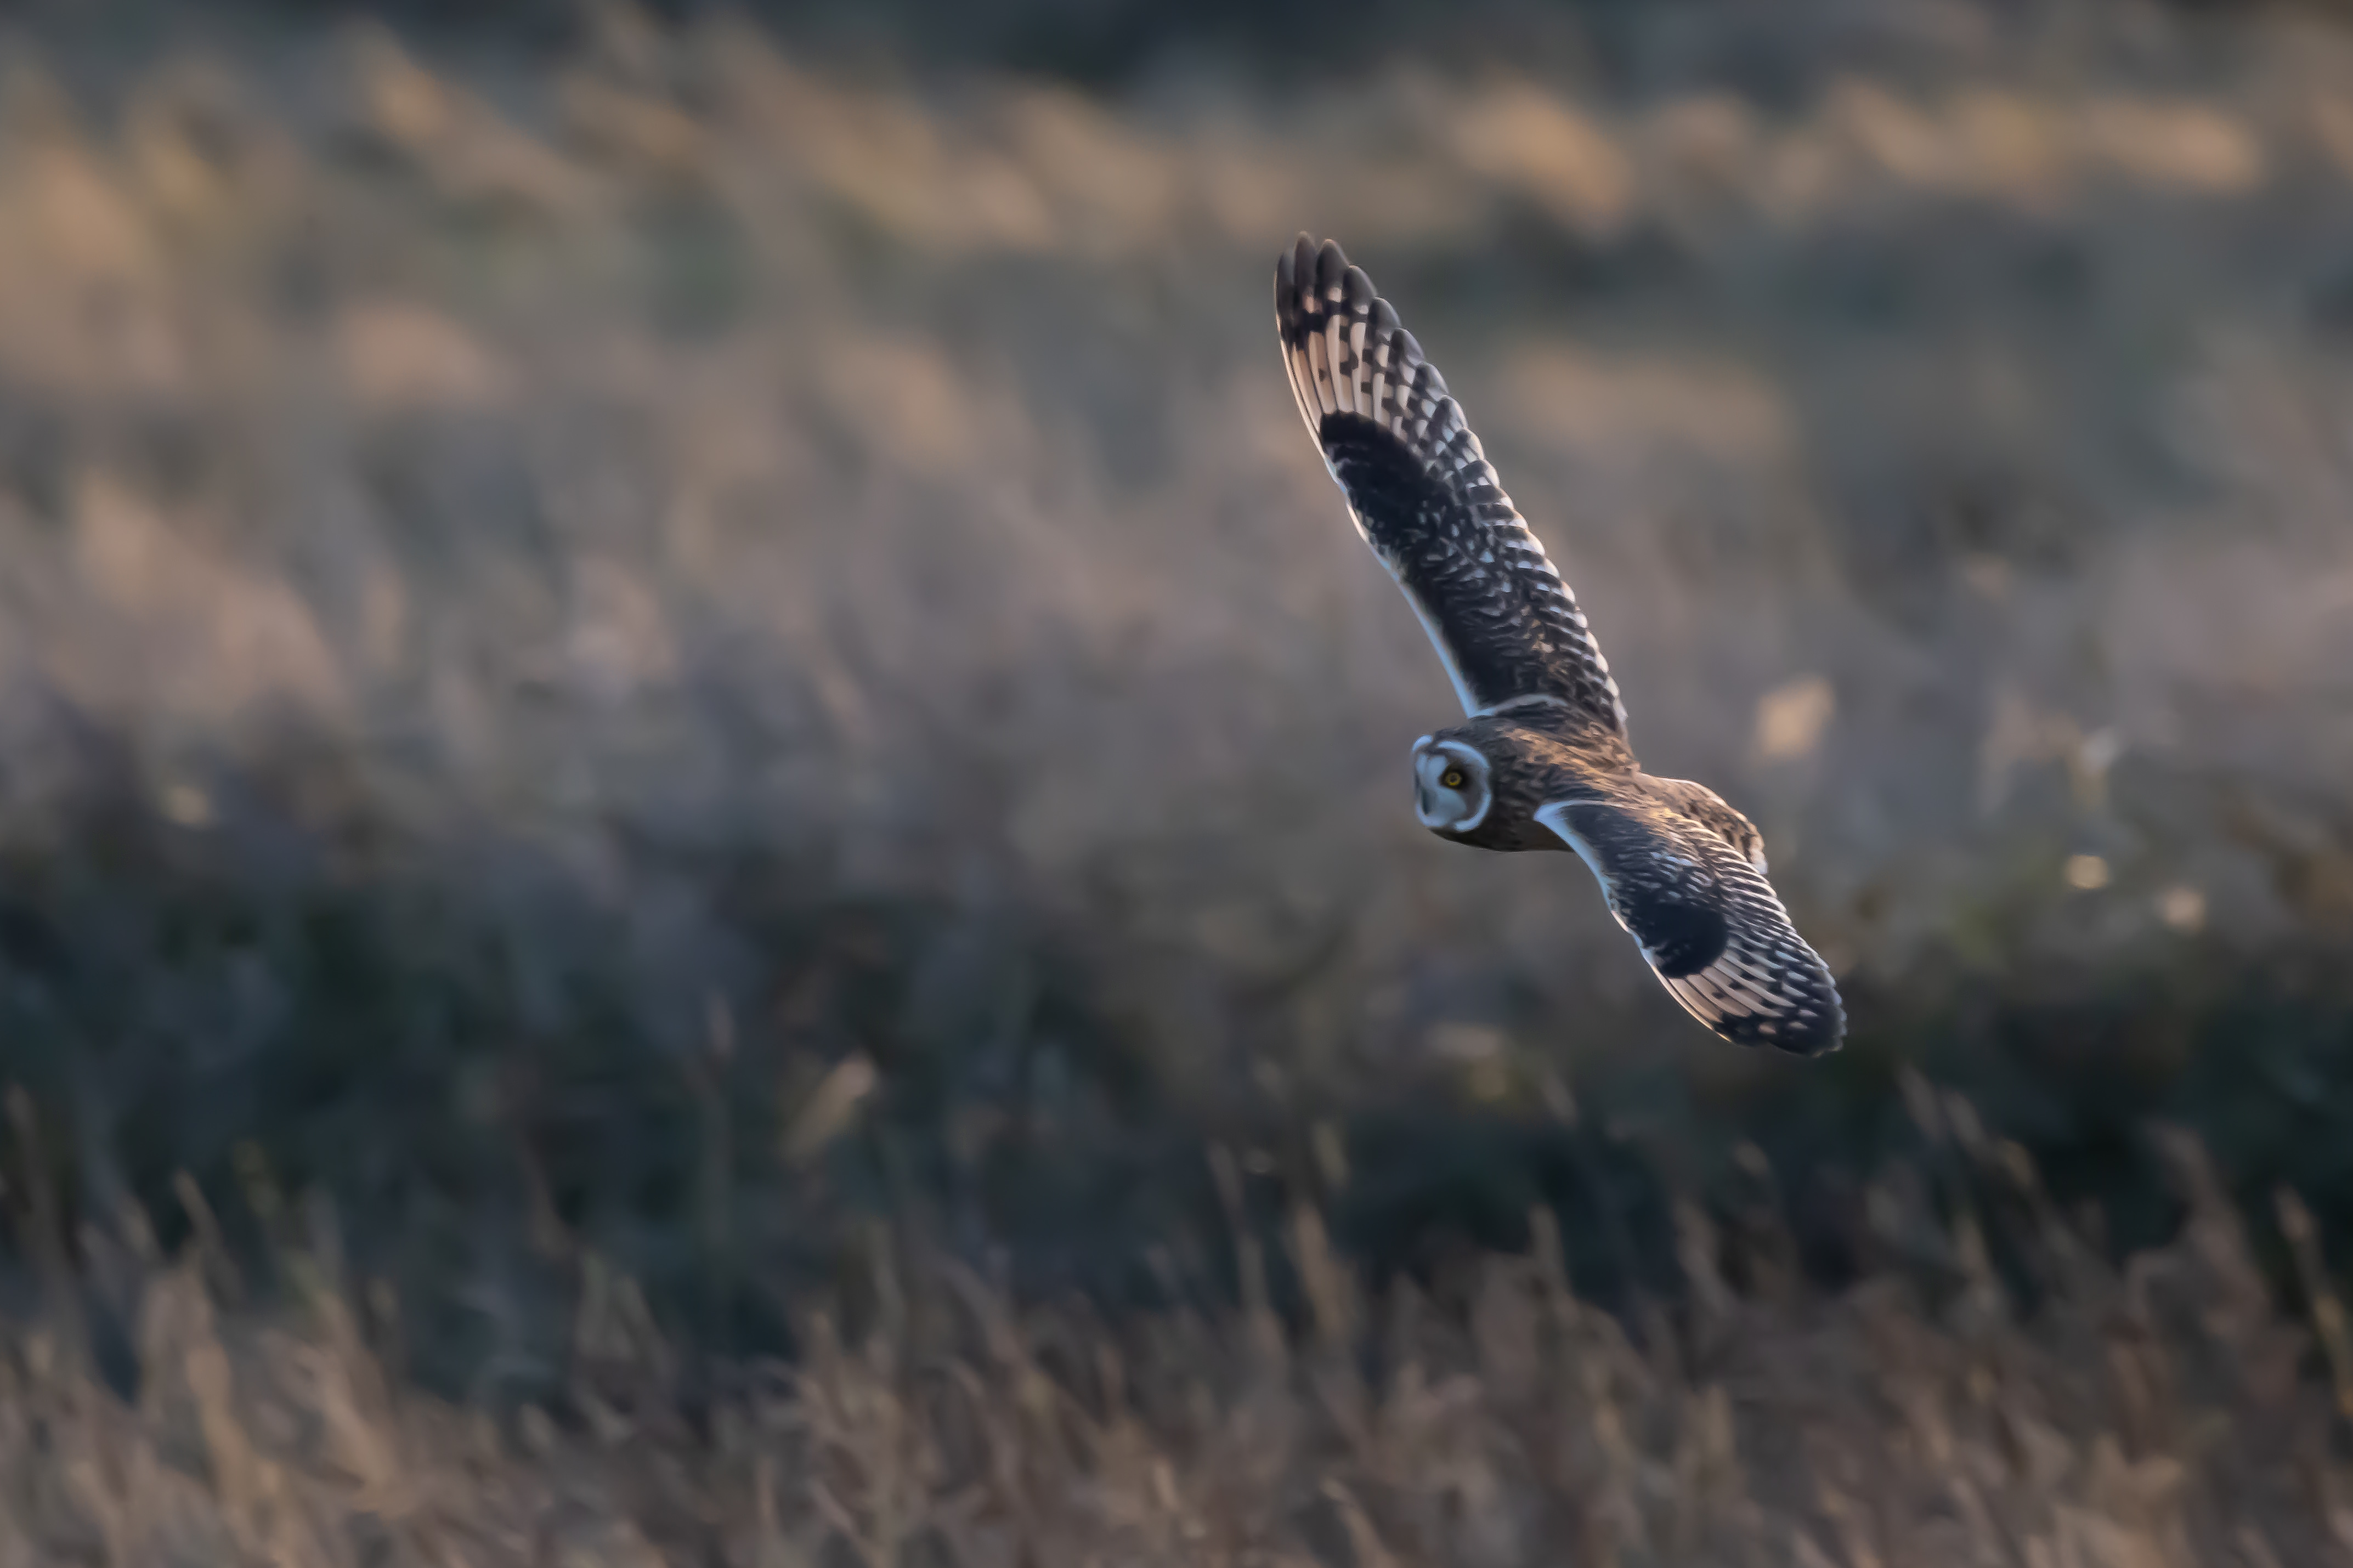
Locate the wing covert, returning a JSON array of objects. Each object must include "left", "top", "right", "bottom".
[
  {"left": 1535, "top": 794, "right": 1844, "bottom": 1054},
  {"left": 1276, "top": 234, "right": 1627, "bottom": 735}
]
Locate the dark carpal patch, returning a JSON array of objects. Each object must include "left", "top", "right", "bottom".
[
  {"left": 1634, "top": 899, "right": 1730, "bottom": 978},
  {"left": 1319, "top": 413, "right": 1428, "bottom": 536}
]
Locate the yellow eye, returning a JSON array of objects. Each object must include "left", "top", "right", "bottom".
[{"left": 1440, "top": 767, "right": 1467, "bottom": 790}]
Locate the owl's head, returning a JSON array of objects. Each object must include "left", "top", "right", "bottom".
[{"left": 1411, "top": 733, "right": 1494, "bottom": 835}]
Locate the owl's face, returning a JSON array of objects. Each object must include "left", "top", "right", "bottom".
[{"left": 1412, "top": 734, "right": 1493, "bottom": 835}]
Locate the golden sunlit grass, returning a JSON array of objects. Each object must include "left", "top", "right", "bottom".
[
  {"left": 5, "top": 1095, "right": 2350, "bottom": 1565},
  {"left": 2, "top": 5, "right": 2350, "bottom": 1012},
  {"left": 3, "top": 3, "right": 2353, "bottom": 1561}
]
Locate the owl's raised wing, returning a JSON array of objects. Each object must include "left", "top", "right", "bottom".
[
  {"left": 1535, "top": 793, "right": 1844, "bottom": 1054},
  {"left": 1276, "top": 235, "right": 1626, "bottom": 737}
]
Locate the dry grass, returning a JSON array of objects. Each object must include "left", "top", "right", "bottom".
[
  {"left": 5, "top": 1095, "right": 2350, "bottom": 1565},
  {"left": 2, "top": 1, "right": 2353, "bottom": 1559},
  {"left": 1, "top": 3, "right": 2350, "bottom": 1039}
]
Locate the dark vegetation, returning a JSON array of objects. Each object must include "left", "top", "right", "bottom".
[{"left": 0, "top": 0, "right": 2351, "bottom": 1558}]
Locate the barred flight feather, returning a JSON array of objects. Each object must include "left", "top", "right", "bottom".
[{"left": 1275, "top": 234, "right": 1627, "bottom": 735}]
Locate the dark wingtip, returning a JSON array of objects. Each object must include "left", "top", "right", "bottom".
[
  {"left": 1314, "top": 237, "right": 1348, "bottom": 299},
  {"left": 1771, "top": 995, "right": 1848, "bottom": 1057},
  {"left": 1710, "top": 975, "right": 1846, "bottom": 1055},
  {"left": 1282, "top": 235, "right": 1389, "bottom": 333}
]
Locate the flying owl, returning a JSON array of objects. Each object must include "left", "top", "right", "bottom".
[{"left": 1276, "top": 235, "right": 1844, "bottom": 1054}]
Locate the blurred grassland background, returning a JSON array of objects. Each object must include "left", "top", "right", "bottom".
[{"left": 6, "top": 0, "right": 2353, "bottom": 1560}]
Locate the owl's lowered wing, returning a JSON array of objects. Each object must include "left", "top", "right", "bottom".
[
  {"left": 1276, "top": 234, "right": 1626, "bottom": 737},
  {"left": 1536, "top": 793, "right": 1845, "bottom": 1054}
]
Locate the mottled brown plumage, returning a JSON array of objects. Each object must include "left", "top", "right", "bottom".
[{"left": 1281, "top": 235, "right": 1844, "bottom": 1053}]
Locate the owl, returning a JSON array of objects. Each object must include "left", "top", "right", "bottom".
[{"left": 1276, "top": 235, "right": 1844, "bottom": 1054}]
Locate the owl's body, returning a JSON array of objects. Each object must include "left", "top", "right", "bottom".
[
  {"left": 1277, "top": 235, "right": 1845, "bottom": 1054},
  {"left": 1412, "top": 714, "right": 1626, "bottom": 854}
]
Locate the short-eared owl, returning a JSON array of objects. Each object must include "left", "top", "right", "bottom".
[{"left": 1276, "top": 235, "right": 1844, "bottom": 1054}]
